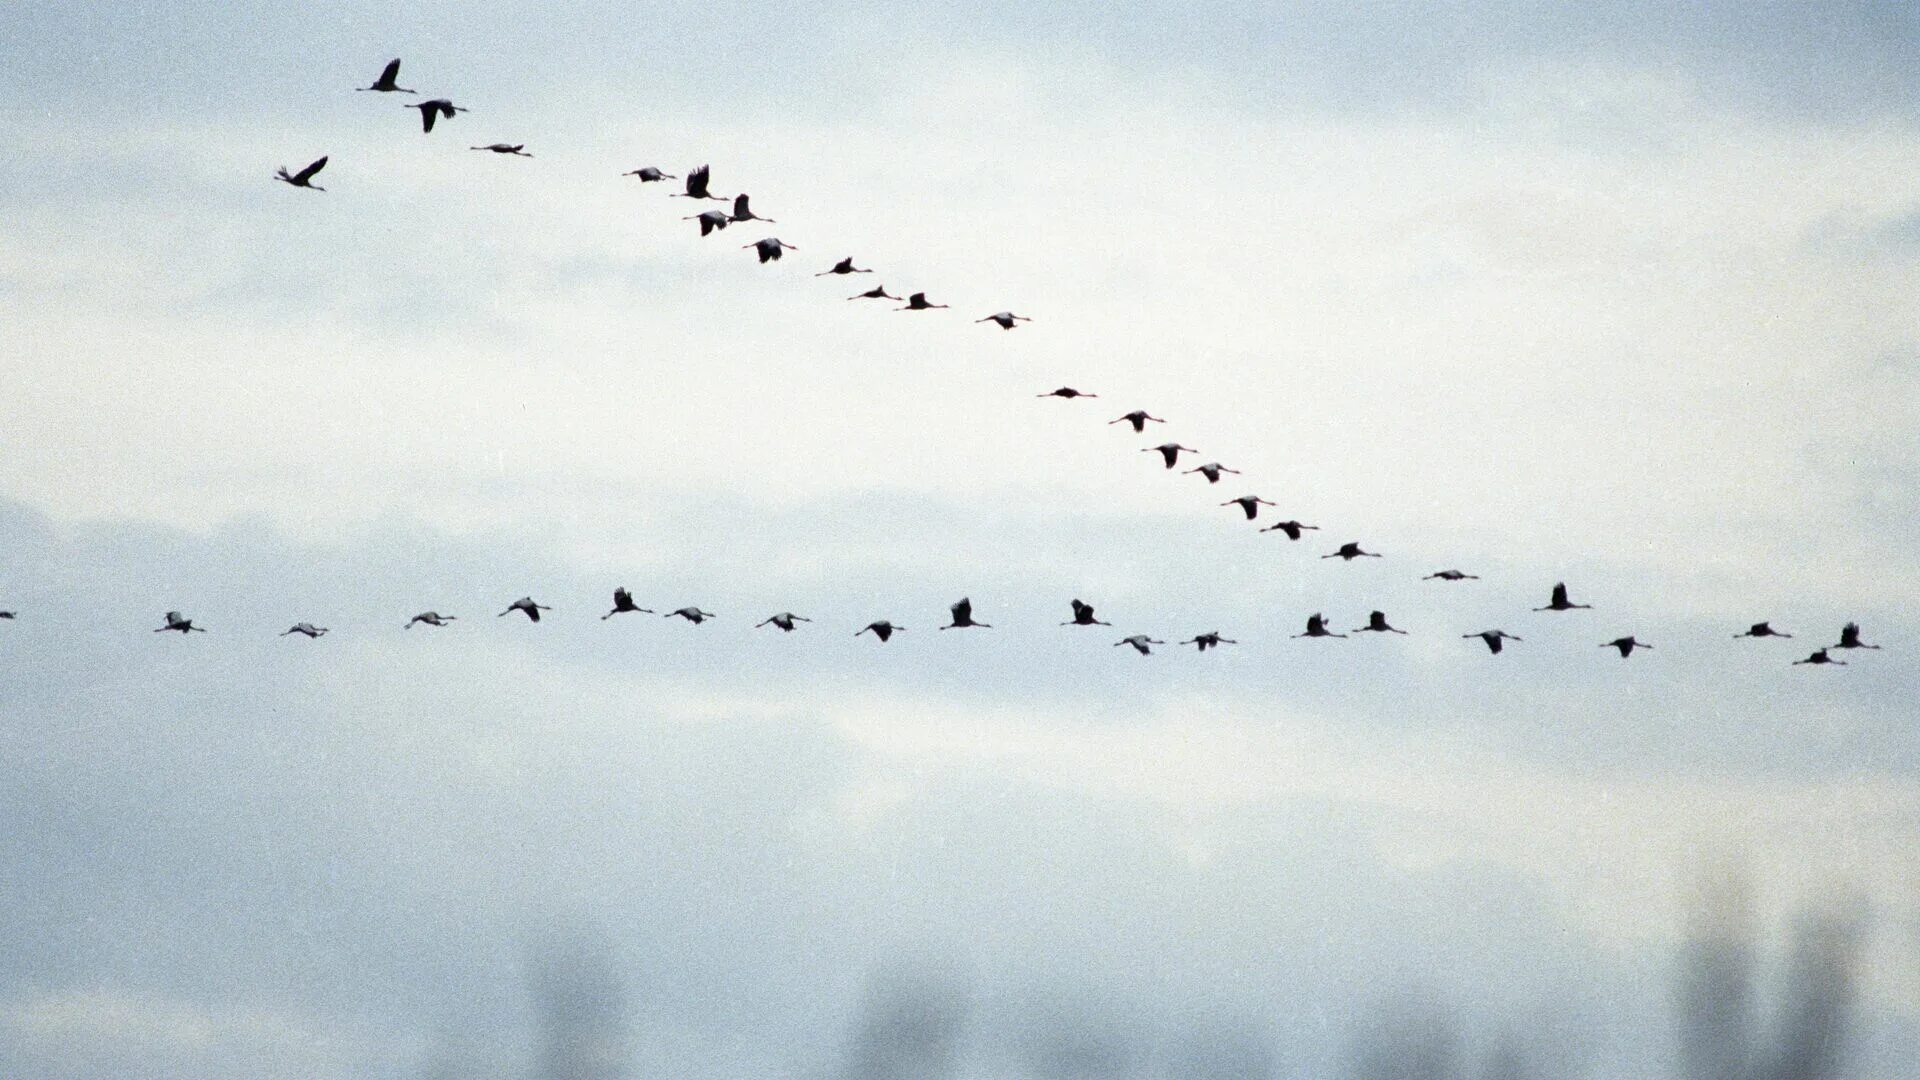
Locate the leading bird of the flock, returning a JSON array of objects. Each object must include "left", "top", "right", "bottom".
[
  {"left": 848, "top": 285, "right": 901, "bottom": 301},
  {"left": 685, "top": 210, "right": 731, "bottom": 236},
  {"left": 499, "top": 597, "right": 551, "bottom": 622},
  {"left": 1293, "top": 614, "right": 1345, "bottom": 639},
  {"left": 1603, "top": 636, "right": 1650, "bottom": 657},
  {"left": 857, "top": 620, "right": 904, "bottom": 642},
  {"left": 817, "top": 257, "right": 872, "bottom": 276},
  {"left": 1062, "top": 600, "right": 1111, "bottom": 627},
  {"left": 274, "top": 156, "right": 327, "bottom": 191},
  {"left": 729, "top": 194, "right": 773, "bottom": 223},
  {"left": 942, "top": 598, "right": 990, "bottom": 629},
  {"left": 1835, "top": 622, "right": 1880, "bottom": 650},
  {"left": 280, "top": 623, "right": 329, "bottom": 638},
  {"left": 603, "top": 588, "right": 654, "bottom": 620},
  {"left": 1144, "top": 442, "right": 1197, "bottom": 468},
  {"left": 1182, "top": 632, "right": 1238, "bottom": 651},
  {"left": 406, "top": 98, "right": 468, "bottom": 133},
  {"left": 1794, "top": 648, "right": 1846, "bottom": 666},
  {"left": 1185, "top": 462, "right": 1239, "bottom": 484},
  {"left": 672, "top": 165, "right": 726, "bottom": 201},
  {"left": 667, "top": 607, "right": 716, "bottom": 624},
  {"left": 1262, "top": 520, "right": 1319, "bottom": 541},
  {"left": 155, "top": 611, "right": 205, "bottom": 634},
  {"left": 977, "top": 312, "right": 1031, "bottom": 330},
  {"left": 745, "top": 238, "right": 797, "bottom": 263},
  {"left": 1466, "top": 629, "right": 1522, "bottom": 654},
  {"left": 406, "top": 612, "right": 456, "bottom": 628},
  {"left": 1222, "top": 495, "right": 1277, "bottom": 521},
  {"left": 1323, "top": 542, "right": 1382, "bottom": 561},
  {"left": 1534, "top": 582, "right": 1592, "bottom": 612},
  {"left": 1354, "top": 611, "right": 1407, "bottom": 635},
  {"left": 622, "top": 166, "right": 675, "bottom": 182},
  {"left": 899, "top": 292, "right": 950, "bottom": 311},
  {"left": 471, "top": 143, "right": 531, "bottom": 157},
  {"left": 1425, "top": 569, "right": 1479, "bottom": 581},
  {"left": 1734, "top": 621, "right": 1791, "bottom": 638},
  {"left": 1111, "top": 410, "right": 1166, "bottom": 434},
  {"left": 1038, "top": 387, "right": 1098, "bottom": 400},
  {"left": 757, "top": 613, "right": 810, "bottom": 631},
  {"left": 356, "top": 58, "right": 415, "bottom": 94},
  {"left": 1115, "top": 635, "right": 1164, "bottom": 655}
]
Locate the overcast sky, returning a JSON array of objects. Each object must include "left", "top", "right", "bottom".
[{"left": 3, "top": 3, "right": 1918, "bottom": 1078}]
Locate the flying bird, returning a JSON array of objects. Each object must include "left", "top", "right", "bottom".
[
  {"left": 1354, "top": 611, "right": 1407, "bottom": 634},
  {"left": 1144, "top": 443, "right": 1197, "bottom": 468},
  {"left": 1794, "top": 648, "right": 1846, "bottom": 666},
  {"left": 1292, "top": 614, "right": 1345, "bottom": 639},
  {"left": 1181, "top": 632, "right": 1238, "bottom": 651},
  {"left": 603, "top": 588, "right": 654, "bottom": 620},
  {"left": 816, "top": 257, "right": 872, "bottom": 276},
  {"left": 899, "top": 292, "right": 949, "bottom": 311},
  {"left": 1424, "top": 570, "right": 1479, "bottom": 581},
  {"left": 977, "top": 312, "right": 1031, "bottom": 330},
  {"left": 757, "top": 613, "right": 811, "bottom": 631},
  {"left": 942, "top": 598, "right": 990, "bottom": 629},
  {"left": 728, "top": 194, "right": 773, "bottom": 223},
  {"left": 0, "top": 611, "right": 14, "bottom": 620},
  {"left": 1262, "top": 520, "right": 1319, "bottom": 541},
  {"left": 622, "top": 166, "right": 675, "bottom": 181},
  {"left": 357, "top": 58, "right": 416, "bottom": 94},
  {"left": 1835, "top": 622, "right": 1880, "bottom": 650},
  {"left": 848, "top": 285, "right": 900, "bottom": 301},
  {"left": 406, "top": 98, "right": 467, "bottom": 133},
  {"left": 1111, "top": 411, "right": 1166, "bottom": 433},
  {"left": 406, "top": 612, "right": 456, "bottom": 628},
  {"left": 470, "top": 143, "right": 531, "bottom": 156},
  {"left": 1062, "top": 600, "right": 1110, "bottom": 627},
  {"left": 1038, "top": 387, "right": 1098, "bottom": 399},
  {"left": 1184, "top": 462, "right": 1239, "bottom": 484},
  {"left": 685, "top": 210, "right": 732, "bottom": 236},
  {"left": 1115, "top": 635, "right": 1163, "bottom": 655},
  {"left": 155, "top": 611, "right": 205, "bottom": 634},
  {"left": 1222, "top": 495, "right": 1277, "bottom": 520},
  {"left": 857, "top": 620, "right": 904, "bottom": 642},
  {"left": 1322, "top": 542, "right": 1381, "bottom": 560},
  {"left": 1602, "top": 635, "right": 1650, "bottom": 657},
  {"left": 1465, "top": 629, "right": 1522, "bottom": 654},
  {"left": 744, "top": 237, "right": 797, "bottom": 263},
  {"left": 667, "top": 607, "right": 716, "bottom": 624},
  {"left": 673, "top": 165, "right": 726, "bottom": 200},
  {"left": 274, "top": 156, "right": 328, "bottom": 191},
  {"left": 1734, "top": 622, "right": 1791, "bottom": 638},
  {"left": 280, "top": 623, "right": 329, "bottom": 638},
  {"left": 499, "top": 597, "right": 551, "bottom": 622},
  {"left": 1534, "top": 583, "right": 1592, "bottom": 611}
]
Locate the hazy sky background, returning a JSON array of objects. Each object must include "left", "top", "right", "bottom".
[{"left": 2, "top": 3, "right": 1918, "bottom": 1077}]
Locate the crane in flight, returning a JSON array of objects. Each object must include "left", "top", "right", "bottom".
[
  {"left": 155, "top": 611, "right": 206, "bottom": 634},
  {"left": 1794, "top": 648, "right": 1846, "bottom": 666},
  {"left": 1262, "top": 520, "right": 1319, "bottom": 541},
  {"left": 406, "top": 98, "right": 468, "bottom": 133},
  {"left": 406, "top": 612, "right": 456, "bottom": 628},
  {"left": 757, "top": 613, "right": 811, "bottom": 631},
  {"left": 672, "top": 165, "right": 726, "bottom": 201},
  {"left": 729, "top": 194, "right": 774, "bottom": 223},
  {"left": 471, "top": 143, "right": 531, "bottom": 157},
  {"left": 603, "top": 589, "right": 654, "bottom": 619},
  {"left": 274, "top": 156, "right": 328, "bottom": 191},
  {"left": 1534, "top": 583, "right": 1592, "bottom": 611},
  {"left": 817, "top": 257, "right": 872, "bottom": 276},
  {"left": 1354, "top": 612, "right": 1406, "bottom": 634},
  {"left": 623, "top": 166, "right": 675, "bottom": 182},
  {"left": 685, "top": 210, "right": 732, "bottom": 236},
  {"left": 1062, "top": 600, "right": 1111, "bottom": 627},
  {"left": 1602, "top": 636, "right": 1651, "bottom": 657},
  {"left": 1222, "top": 495, "right": 1278, "bottom": 521},
  {"left": 357, "top": 59, "right": 416, "bottom": 94},
  {"left": 977, "top": 312, "right": 1031, "bottom": 330},
  {"left": 1465, "top": 630, "right": 1522, "bottom": 654},
  {"left": 1734, "top": 622, "right": 1791, "bottom": 638},
  {"left": 280, "top": 623, "right": 329, "bottom": 638},
  {"left": 942, "top": 598, "right": 990, "bottom": 629},
  {"left": 1834, "top": 622, "right": 1880, "bottom": 650},
  {"left": 1322, "top": 542, "right": 1381, "bottom": 561},
  {"left": 858, "top": 621, "right": 905, "bottom": 642},
  {"left": 744, "top": 237, "right": 797, "bottom": 263},
  {"left": 1184, "top": 462, "right": 1238, "bottom": 483},
  {"left": 499, "top": 597, "right": 551, "bottom": 622},
  {"left": 848, "top": 285, "right": 901, "bottom": 301},
  {"left": 1292, "top": 614, "right": 1345, "bottom": 639},
  {"left": 1110, "top": 410, "right": 1166, "bottom": 433},
  {"left": 1038, "top": 387, "right": 1098, "bottom": 400},
  {"left": 1144, "top": 443, "right": 1198, "bottom": 468},
  {"left": 1424, "top": 570, "right": 1479, "bottom": 581},
  {"left": 667, "top": 607, "right": 716, "bottom": 624},
  {"left": 1181, "top": 632, "right": 1238, "bottom": 651},
  {"left": 1115, "top": 635, "right": 1163, "bottom": 655},
  {"left": 899, "top": 292, "right": 950, "bottom": 311}
]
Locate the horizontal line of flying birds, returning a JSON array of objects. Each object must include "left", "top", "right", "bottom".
[{"left": 248, "top": 57, "right": 1895, "bottom": 671}]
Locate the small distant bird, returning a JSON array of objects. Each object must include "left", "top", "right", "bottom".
[
  {"left": 0, "top": 611, "right": 14, "bottom": 620},
  {"left": 857, "top": 621, "right": 904, "bottom": 642},
  {"left": 281, "top": 623, "right": 329, "bottom": 638},
  {"left": 1322, "top": 542, "right": 1381, "bottom": 561},
  {"left": 685, "top": 210, "right": 731, "bottom": 236},
  {"left": 816, "top": 257, "right": 872, "bottom": 276},
  {"left": 1111, "top": 411, "right": 1166, "bottom": 433},
  {"left": 1354, "top": 611, "right": 1406, "bottom": 634},
  {"left": 1834, "top": 622, "right": 1880, "bottom": 650},
  {"left": 357, "top": 58, "right": 416, "bottom": 94},
  {"left": 470, "top": 143, "right": 531, "bottom": 156},
  {"left": 744, "top": 237, "right": 797, "bottom": 263},
  {"left": 1734, "top": 622, "right": 1791, "bottom": 638},
  {"left": 406, "top": 612, "right": 456, "bottom": 628},
  {"left": 757, "top": 613, "right": 811, "bottom": 631},
  {"left": 274, "top": 156, "right": 328, "bottom": 191},
  {"left": 977, "top": 312, "right": 1031, "bottom": 330},
  {"left": 667, "top": 607, "right": 715, "bottom": 624},
  {"left": 622, "top": 166, "right": 675, "bottom": 182},
  {"left": 1262, "top": 520, "right": 1319, "bottom": 541},
  {"left": 155, "top": 611, "right": 205, "bottom": 634},
  {"left": 899, "top": 293, "right": 949, "bottom": 311},
  {"left": 1794, "top": 648, "right": 1846, "bottom": 666},
  {"left": 1222, "top": 495, "right": 1277, "bottom": 521},
  {"left": 1181, "top": 631, "right": 1238, "bottom": 651},
  {"left": 1184, "top": 462, "right": 1239, "bottom": 484},
  {"left": 603, "top": 588, "right": 654, "bottom": 620},
  {"left": 1062, "top": 600, "right": 1110, "bottom": 627},
  {"left": 406, "top": 98, "right": 467, "bottom": 133},
  {"left": 1292, "top": 614, "right": 1345, "bottom": 639},
  {"left": 942, "top": 597, "right": 990, "bottom": 629},
  {"left": 1602, "top": 636, "right": 1650, "bottom": 657},
  {"left": 1144, "top": 443, "right": 1197, "bottom": 468},
  {"left": 1534, "top": 583, "right": 1591, "bottom": 611},
  {"left": 848, "top": 285, "right": 901, "bottom": 301},
  {"left": 1424, "top": 570, "right": 1479, "bottom": 581},
  {"left": 1465, "top": 629, "right": 1522, "bottom": 654},
  {"left": 499, "top": 597, "right": 551, "bottom": 622},
  {"left": 1115, "top": 635, "right": 1163, "bottom": 655},
  {"left": 728, "top": 194, "right": 773, "bottom": 223},
  {"left": 1038, "top": 387, "right": 1098, "bottom": 399},
  {"left": 673, "top": 165, "right": 726, "bottom": 200}
]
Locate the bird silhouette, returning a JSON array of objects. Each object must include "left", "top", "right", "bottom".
[
  {"left": 1111, "top": 410, "right": 1166, "bottom": 433},
  {"left": 0, "top": 611, "right": 14, "bottom": 620},
  {"left": 1062, "top": 600, "right": 1111, "bottom": 627},
  {"left": 406, "top": 612, "right": 456, "bottom": 628},
  {"left": 977, "top": 312, "right": 1031, "bottom": 330},
  {"left": 357, "top": 58, "right": 415, "bottom": 94},
  {"left": 899, "top": 292, "right": 949, "bottom": 311},
  {"left": 1181, "top": 631, "right": 1238, "bottom": 651},
  {"left": 406, "top": 98, "right": 467, "bottom": 133},
  {"left": 1834, "top": 622, "right": 1880, "bottom": 650},
  {"left": 942, "top": 597, "right": 990, "bottom": 629},
  {"left": 847, "top": 285, "right": 900, "bottom": 301},
  {"left": 1115, "top": 635, "right": 1163, "bottom": 655},
  {"left": 470, "top": 143, "right": 531, "bottom": 156},
  {"left": 1184, "top": 463, "right": 1240, "bottom": 485},
  {"left": 684, "top": 210, "right": 731, "bottom": 236},
  {"left": 1262, "top": 520, "right": 1319, "bottom": 541},
  {"left": 622, "top": 166, "right": 675, "bottom": 182},
  {"left": 744, "top": 237, "right": 797, "bottom": 263},
  {"left": 1534, "top": 583, "right": 1591, "bottom": 611},
  {"left": 1144, "top": 443, "right": 1197, "bottom": 468},
  {"left": 757, "top": 613, "right": 811, "bottom": 631},
  {"left": 1038, "top": 387, "right": 1097, "bottom": 400},
  {"left": 857, "top": 621, "right": 904, "bottom": 642},
  {"left": 1734, "top": 621, "right": 1791, "bottom": 638},
  {"left": 1222, "top": 495, "right": 1277, "bottom": 521},
  {"left": 1292, "top": 614, "right": 1345, "bottom": 639},
  {"left": 1602, "top": 636, "right": 1650, "bottom": 657},
  {"left": 816, "top": 257, "right": 872, "bottom": 276},
  {"left": 1794, "top": 648, "right": 1846, "bottom": 666},
  {"left": 274, "top": 156, "right": 328, "bottom": 191},
  {"left": 729, "top": 194, "right": 774, "bottom": 223},
  {"left": 667, "top": 607, "right": 715, "bottom": 624},
  {"left": 1465, "top": 630, "right": 1522, "bottom": 654},
  {"left": 602, "top": 588, "right": 654, "bottom": 620},
  {"left": 1424, "top": 570, "right": 1479, "bottom": 581},
  {"left": 499, "top": 597, "right": 551, "bottom": 622},
  {"left": 673, "top": 165, "right": 726, "bottom": 201},
  {"left": 1322, "top": 542, "right": 1381, "bottom": 561},
  {"left": 155, "top": 611, "right": 205, "bottom": 634},
  {"left": 280, "top": 623, "right": 329, "bottom": 638},
  {"left": 1354, "top": 611, "right": 1406, "bottom": 634}
]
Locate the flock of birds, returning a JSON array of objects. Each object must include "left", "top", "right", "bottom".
[{"left": 206, "top": 57, "right": 1891, "bottom": 670}]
